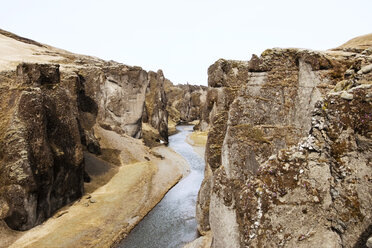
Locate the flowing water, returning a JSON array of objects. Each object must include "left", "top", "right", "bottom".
[{"left": 118, "top": 125, "right": 205, "bottom": 248}]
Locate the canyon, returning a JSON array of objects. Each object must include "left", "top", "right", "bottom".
[
  {"left": 0, "top": 28, "right": 371, "bottom": 248},
  {"left": 0, "top": 29, "right": 205, "bottom": 247}
]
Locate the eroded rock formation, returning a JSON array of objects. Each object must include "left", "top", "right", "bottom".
[
  {"left": 142, "top": 70, "right": 169, "bottom": 145},
  {"left": 197, "top": 34, "right": 372, "bottom": 247},
  {"left": 0, "top": 30, "right": 169, "bottom": 231},
  {"left": 0, "top": 63, "right": 84, "bottom": 230},
  {"left": 165, "top": 81, "right": 207, "bottom": 129}
]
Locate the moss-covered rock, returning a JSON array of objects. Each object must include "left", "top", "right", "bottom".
[
  {"left": 197, "top": 34, "right": 372, "bottom": 247},
  {"left": 0, "top": 64, "right": 84, "bottom": 230},
  {"left": 143, "top": 70, "right": 168, "bottom": 145},
  {"left": 164, "top": 80, "right": 207, "bottom": 129}
]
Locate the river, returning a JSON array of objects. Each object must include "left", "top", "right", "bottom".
[{"left": 118, "top": 125, "right": 205, "bottom": 248}]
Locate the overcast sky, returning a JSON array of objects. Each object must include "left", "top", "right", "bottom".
[{"left": 1, "top": 0, "right": 371, "bottom": 85}]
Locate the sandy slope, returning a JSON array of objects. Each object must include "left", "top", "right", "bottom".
[
  {"left": 186, "top": 131, "right": 208, "bottom": 158},
  {"left": 334, "top": 33, "right": 372, "bottom": 51},
  {"left": 0, "top": 30, "right": 110, "bottom": 75},
  {"left": 0, "top": 33, "right": 63, "bottom": 71},
  {"left": 0, "top": 126, "right": 189, "bottom": 248}
]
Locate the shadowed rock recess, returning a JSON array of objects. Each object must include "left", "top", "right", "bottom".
[{"left": 195, "top": 34, "right": 372, "bottom": 248}]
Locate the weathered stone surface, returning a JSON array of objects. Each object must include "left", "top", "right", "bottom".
[
  {"left": 197, "top": 58, "right": 250, "bottom": 234},
  {"left": 59, "top": 64, "right": 150, "bottom": 140},
  {"left": 16, "top": 63, "right": 60, "bottom": 86},
  {"left": 165, "top": 81, "right": 207, "bottom": 128},
  {"left": 0, "top": 64, "right": 84, "bottom": 230},
  {"left": 197, "top": 35, "right": 372, "bottom": 247},
  {"left": 340, "top": 91, "right": 354, "bottom": 100},
  {"left": 143, "top": 70, "right": 168, "bottom": 143},
  {"left": 0, "top": 30, "right": 170, "bottom": 231},
  {"left": 73, "top": 65, "right": 149, "bottom": 138},
  {"left": 367, "top": 236, "right": 372, "bottom": 248},
  {"left": 358, "top": 64, "right": 372, "bottom": 75}
]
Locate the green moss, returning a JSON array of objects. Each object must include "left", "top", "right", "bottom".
[
  {"left": 330, "top": 141, "right": 347, "bottom": 164},
  {"left": 261, "top": 49, "right": 274, "bottom": 57},
  {"left": 233, "top": 124, "right": 270, "bottom": 144},
  {"left": 340, "top": 195, "right": 364, "bottom": 222}
]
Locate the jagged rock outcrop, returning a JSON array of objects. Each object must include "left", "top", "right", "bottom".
[
  {"left": 197, "top": 34, "right": 372, "bottom": 247},
  {"left": 165, "top": 81, "right": 207, "bottom": 129},
  {"left": 142, "top": 70, "right": 169, "bottom": 145},
  {"left": 0, "top": 30, "right": 169, "bottom": 231}
]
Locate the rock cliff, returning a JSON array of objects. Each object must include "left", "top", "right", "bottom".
[
  {"left": 0, "top": 30, "right": 169, "bottom": 231},
  {"left": 0, "top": 64, "right": 84, "bottom": 231},
  {"left": 165, "top": 81, "right": 207, "bottom": 130},
  {"left": 196, "top": 34, "right": 372, "bottom": 247},
  {"left": 142, "top": 70, "right": 169, "bottom": 146}
]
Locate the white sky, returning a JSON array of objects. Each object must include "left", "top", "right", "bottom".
[{"left": 1, "top": 0, "right": 371, "bottom": 85}]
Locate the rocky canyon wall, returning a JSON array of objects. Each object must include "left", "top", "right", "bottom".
[
  {"left": 197, "top": 35, "right": 372, "bottom": 247},
  {"left": 142, "top": 70, "right": 169, "bottom": 145},
  {"left": 0, "top": 30, "right": 169, "bottom": 230},
  {"left": 165, "top": 81, "right": 208, "bottom": 130},
  {"left": 0, "top": 64, "right": 84, "bottom": 230}
]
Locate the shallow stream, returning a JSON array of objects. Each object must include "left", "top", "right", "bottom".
[{"left": 118, "top": 125, "right": 205, "bottom": 248}]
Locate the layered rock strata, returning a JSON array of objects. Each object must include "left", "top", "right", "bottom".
[{"left": 196, "top": 35, "right": 372, "bottom": 247}]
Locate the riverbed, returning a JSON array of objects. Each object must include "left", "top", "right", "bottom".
[{"left": 118, "top": 125, "right": 205, "bottom": 248}]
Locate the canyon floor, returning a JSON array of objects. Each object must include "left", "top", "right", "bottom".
[{"left": 0, "top": 127, "right": 190, "bottom": 248}]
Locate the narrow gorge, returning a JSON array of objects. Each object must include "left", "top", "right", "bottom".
[{"left": 0, "top": 28, "right": 371, "bottom": 248}]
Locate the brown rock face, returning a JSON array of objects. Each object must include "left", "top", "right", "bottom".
[
  {"left": 0, "top": 30, "right": 171, "bottom": 231},
  {"left": 197, "top": 35, "right": 372, "bottom": 247},
  {"left": 74, "top": 65, "right": 149, "bottom": 139},
  {"left": 143, "top": 70, "right": 169, "bottom": 143},
  {"left": 165, "top": 81, "right": 207, "bottom": 128},
  {"left": 0, "top": 63, "right": 84, "bottom": 230},
  {"left": 0, "top": 61, "right": 167, "bottom": 230}
]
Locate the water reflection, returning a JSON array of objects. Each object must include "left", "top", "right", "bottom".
[{"left": 118, "top": 125, "right": 205, "bottom": 248}]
